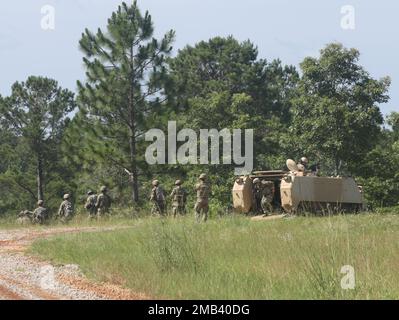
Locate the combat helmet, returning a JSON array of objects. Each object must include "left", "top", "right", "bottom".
[
  {"left": 253, "top": 178, "right": 261, "bottom": 184},
  {"left": 199, "top": 173, "right": 207, "bottom": 181},
  {"left": 300, "top": 157, "right": 309, "bottom": 165},
  {"left": 63, "top": 194, "right": 70, "bottom": 200},
  {"left": 37, "top": 200, "right": 44, "bottom": 206},
  {"left": 175, "top": 180, "right": 182, "bottom": 186},
  {"left": 100, "top": 186, "right": 107, "bottom": 192},
  {"left": 152, "top": 180, "right": 159, "bottom": 186}
]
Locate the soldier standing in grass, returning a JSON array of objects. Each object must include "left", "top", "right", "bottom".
[
  {"left": 96, "top": 186, "right": 112, "bottom": 217},
  {"left": 150, "top": 180, "right": 166, "bottom": 216},
  {"left": 58, "top": 194, "right": 74, "bottom": 223},
  {"left": 260, "top": 181, "right": 275, "bottom": 215},
  {"left": 252, "top": 178, "right": 262, "bottom": 214},
  {"left": 170, "top": 180, "right": 188, "bottom": 217},
  {"left": 85, "top": 190, "right": 97, "bottom": 218},
  {"left": 194, "top": 173, "right": 211, "bottom": 222}
]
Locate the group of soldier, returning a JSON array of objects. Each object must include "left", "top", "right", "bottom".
[
  {"left": 149, "top": 156, "right": 315, "bottom": 219},
  {"left": 18, "top": 186, "right": 112, "bottom": 225},
  {"left": 19, "top": 156, "right": 319, "bottom": 224},
  {"left": 150, "top": 173, "right": 211, "bottom": 222},
  {"left": 251, "top": 156, "right": 316, "bottom": 215},
  {"left": 84, "top": 186, "right": 112, "bottom": 218},
  {"left": 18, "top": 173, "right": 211, "bottom": 225}
]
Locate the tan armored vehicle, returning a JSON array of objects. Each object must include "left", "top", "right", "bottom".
[{"left": 232, "top": 160, "right": 365, "bottom": 214}]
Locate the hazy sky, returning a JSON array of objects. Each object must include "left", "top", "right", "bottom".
[{"left": 1, "top": 0, "right": 398, "bottom": 115}]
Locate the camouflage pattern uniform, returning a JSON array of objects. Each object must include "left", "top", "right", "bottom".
[
  {"left": 85, "top": 191, "right": 98, "bottom": 218},
  {"left": 252, "top": 178, "right": 262, "bottom": 214},
  {"left": 32, "top": 200, "right": 48, "bottom": 224},
  {"left": 170, "top": 180, "right": 187, "bottom": 217},
  {"left": 194, "top": 174, "right": 211, "bottom": 222},
  {"left": 260, "top": 181, "right": 275, "bottom": 215},
  {"left": 150, "top": 180, "right": 166, "bottom": 216},
  {"left": 96, "top": 186, "right": 112, "bottom": 217},
  {"left": 58, "top": 194, "right": 74, "bottom": 223},
  {"left": 17, "top": 210, "right": 34, "bottom": 225}
]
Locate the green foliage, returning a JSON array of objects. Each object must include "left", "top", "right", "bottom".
[
  {"left": 288, "top": 43, "right": 390, "bottom": 175},
  {"left": 387, "top": 111, "right": 399, "bottom": 140},
  {"left": 74, "top": 1, "right": 175, "bottom": 204},
  {"left": 0, "top": 76, "right": 76, "bottom": 215},
  {"left": 356, "top": 131, "right": 399, "bottom": 207},
  {"left": 166, "top": 37, "right": 298, "bottom": 193}
]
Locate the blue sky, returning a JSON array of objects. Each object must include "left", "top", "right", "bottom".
[{"left": 1, "top": 0, "right": 398, "bottom": 115}]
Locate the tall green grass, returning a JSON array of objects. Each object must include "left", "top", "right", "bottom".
[{"left": 30, "top": 213, "right": 399, "bottom": 299}]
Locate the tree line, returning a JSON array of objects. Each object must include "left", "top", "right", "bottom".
[{"left": 1, "top": 1, "right": 398, "bottom": 216}]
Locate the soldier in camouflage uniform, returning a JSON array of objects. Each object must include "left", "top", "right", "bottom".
[
  {"left": 260, "top": 181, "right": 275, "bottom": 215},
  {"left": 17, "top": 200, "right": 48, "bottom": 225},
  {"left": 299, "top": 157, "right": 309, "bottom": 170},
  {"left": 85, "top": 190, "right": 98, "bottom": 218},
  {"left": 32, "top": 200, "right": 48, "bottom": 224},
  {"left": 252, "top": 178, "right": 262, "bottom": 214},
  {"left": 194, "top": 173, "right": 211, "bottom": 222},
  {"left": 150, "top": 180, "right": 166, "bottom": 216},
  {"left": 58, "top": 194, "right": 74, "bottom": 223},
  {"left": 170, "top": 180, "right": 187, "bottom": 217},
  {"left": 16, "top": 210, "right": 33, "bottom": 225},
  {"left": 95, "top": 186, "right": 112, "bottom": 217}
]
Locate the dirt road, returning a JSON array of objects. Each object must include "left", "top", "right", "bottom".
[{"left": 0, "top": 226, "right": 148, "bottom": 300}]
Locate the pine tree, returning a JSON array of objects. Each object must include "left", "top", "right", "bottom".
[
  {"left": 77, "top": 1, "right": 175, "bottom": 204},
  {"left": 0, "top": 76, "right": 75, "bottom": 201}
]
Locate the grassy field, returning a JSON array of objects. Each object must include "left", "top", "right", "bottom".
[{"left": 30, "top": 213, "right": 399, "bottom": 299}]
